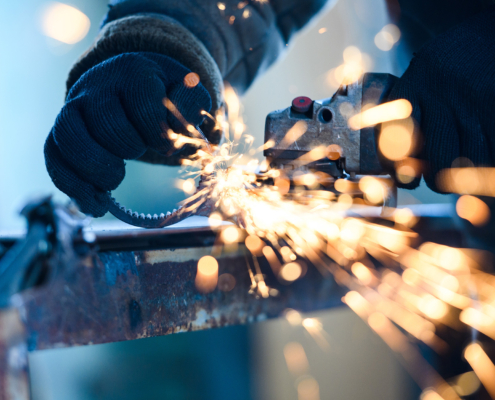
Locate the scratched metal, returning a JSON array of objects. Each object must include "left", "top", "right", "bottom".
[
  {"left": 0, "top": 204, "right": 481, "bottom": 400},
  {"left": 16, "top": 243, "right": 345, "bottom": 351},
  {"left": 0, "top": 309, "right": 29, "bottom": 400},
  {"left": 7, "top": 208, "right": 464, "bottom": 351}
]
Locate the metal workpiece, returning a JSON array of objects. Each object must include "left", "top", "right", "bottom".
[
  {"left": 0, "top": 202, "right": 467, "bottom": 400},
  {"left": 0, "top": 204, "right": 463, "bottom": 353},
  {"left": 107, "top": 125, "right": 213, "bottom": 229},
  {"left": 0, "top": 309, "right": 29, "bottom": 400},
  {"left": 0, "top": 196, "right": 88, "bottom": 309},
  {"left": 107, "top": 192, "right": 216, "bottom": 230},
  {"left": 107, "top": 168, "right": 219, "bottom": 230},
  {"left": 15, "top": 241, "right": 345, "bottom": 351},
  {"left": 0, "top": 198, "right": 54, "bottom": 308},
  {"left": 107, "top": 196, "right": 188, "bottom": 229}
]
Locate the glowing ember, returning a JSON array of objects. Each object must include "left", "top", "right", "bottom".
[
  {"left": 348, "top": 99, "right": 412, "bottom": 130},
  {"left": 183, "top": 72, "right": 200, "bottom": 88},
  {"left": 396, "top": 164, "right": 416, "bottom": 183},
  {"left": 285, "top": 309, "right": 303, "bottom": 326},
  {"left": 208, "top": 212, "right": 223, "bottom": 228},
  {"left": 464, "top": 343, "right": 495, "bottom": 398},
  {"left": 351, "top": 262, "right": 373, "bottom": 285},
  {"left": 327, "top": 46, "right": 372, "bottom": 89},
  {"left": 456, "top": 195, "right": 490, "bottom": 226},
  {"left": 374, "top": 24, "right": 401, "bottom": 51},
  {"left": 280, "top": 262, "right": 302, "bottom": 282},
  {"left": 420, "top": 390, "right": 446, "bottom": 400},
  {"left": 297, "top": 377, "right": 320, "bottom": 400},
  {"left": 452, "top": 372, "right": 480, "bottom": 397},
  {"left": 394, "top": 208, "right": 415, "bottom": 226},
  {"left": 283, "top": 342, "right": 309, "bottom": 376},
  {"left": 195, "top": 256, "right": 218, "bottom": 293},
  {"left": 182, "top": 178, "right": 196, "bottom": 194},
  {"left": 221, "top": 226, "right": 240, "bottom": 244},
  {"left": 378, "top": 118, "right": 415, "bottom": 161}
]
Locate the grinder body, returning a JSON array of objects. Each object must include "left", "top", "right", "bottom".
[
  {"left": 264, "top": 73, "right": 398, "bottom": 176},
  {"left": 263, "top": 73, "right": 398, "bottom": 206}
]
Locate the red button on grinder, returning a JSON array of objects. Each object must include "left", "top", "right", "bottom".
[{"left": 291, "top": 96, "right": 313, "bottom": 113}]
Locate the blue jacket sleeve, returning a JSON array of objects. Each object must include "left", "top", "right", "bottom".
[{"left": 67, "top": 0, "right": 333, "bottom": 109}]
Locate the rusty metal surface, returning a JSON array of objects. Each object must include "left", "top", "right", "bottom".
[
  {"left": 11, "top": 206, "right": 463, "bottom": 352},
  {"left": 90, "top": 225, "right": 219, "bottom": 252},
  {"left": 0, "top": 205, "right": 464, "bottom": 355},
  {"left": 17, "top": 242, "right": 345, "bottom": 351},
  {"left": 0, "top": 225, "right": 217, "bottom": 253},
  {"left": 0, "top": 309, "right": 29, "bottom": 400}
]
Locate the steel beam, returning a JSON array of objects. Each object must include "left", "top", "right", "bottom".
[{"left": 0, "top": 205, "right": 464, "bottom": 352}]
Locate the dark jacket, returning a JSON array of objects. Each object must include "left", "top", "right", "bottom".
[
  {"left": 67, "top": 0, "right": 332, "bottom": 115},
  {"left": 385, "top": 0, "right": 494, "bottom": 72},
  {"left": 66, "top": 0, "right": 493, "bottom": 157}
]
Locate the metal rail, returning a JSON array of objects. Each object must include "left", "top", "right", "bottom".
[
  {"left": 1, "top": 205, "right": 463, "bottom": 351},
  {"left": 0, "top": 203, "right": 466, "bottom": 400}
]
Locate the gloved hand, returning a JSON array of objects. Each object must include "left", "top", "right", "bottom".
[
  {"left": 387, "top": 8, "right": 495, "bottom": 191},
  {"left": 44, "top": 52, "right": 211, "bottom": 217}
]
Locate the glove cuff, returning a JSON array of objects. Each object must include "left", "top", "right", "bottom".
[{"left": 66, "top": 14, "right": 224, "bottom": 139}]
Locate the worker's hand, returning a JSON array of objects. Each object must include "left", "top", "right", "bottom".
[
  {"left": 44, "top": 52, "right": 211, "bottom": 217},
  {"left": 387, "top": 8, "right": 495, "bottom": 192}
]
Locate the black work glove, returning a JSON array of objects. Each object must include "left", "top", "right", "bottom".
[
  {"left": 387, "top": 8, "right": 495, "bottom": 191},
  {"left": 44, "top": 52, "right": 211, "bottom": 217}
]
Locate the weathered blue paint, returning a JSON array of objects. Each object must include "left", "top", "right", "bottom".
[{"left": 100, "top": 251, "right": 138, "bottom": 286}]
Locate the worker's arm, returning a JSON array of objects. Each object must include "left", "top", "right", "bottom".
[
  {"left": 45, "top": 0, "right": 332, "bottom": 217},
  {"left": 67, "top": 0, "right": 333, "bottom": 111},
  {"left": 388, "top": 7, "right": 495, "bottom": 192}
]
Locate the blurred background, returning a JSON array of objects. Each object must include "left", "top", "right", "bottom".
[{"left": 0, "top": 0, "right": 448, "bottom": 398}]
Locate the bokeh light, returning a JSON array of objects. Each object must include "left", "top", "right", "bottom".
[
  {"left": 378, "top": 118, "right": 414, "bottom": 161},
  {"left": 184, "top": 72, "right": 200, "bottom": 88},
  {"left": 280, "top": 262, "right": 302, "bottom": 282},
  {"left": 41, "top": 2, "right": 90, "bottom": 44},
  {"left": 374, "top": 24, "right": 401, "bottom": 51},
  {"left": 195, "top": 256, "right": 219, "bottom": 293},
  {"left": 464, "top": 343, "right": 495, "bottom": 398},
  {"left": 283, "top": 342, "right": 309, "bottom": 376},
  {"left": 348, "top": 99, "right": 412, "bottom": 130},
  {"left": 221, "top": 226, "right": 241, "bottom": 244},
  {"left": 297, "top": 377, "right": 320, "bottom": 400},
  {"left": 456, "top": 195, "right": 490, "bottom": 226}
]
